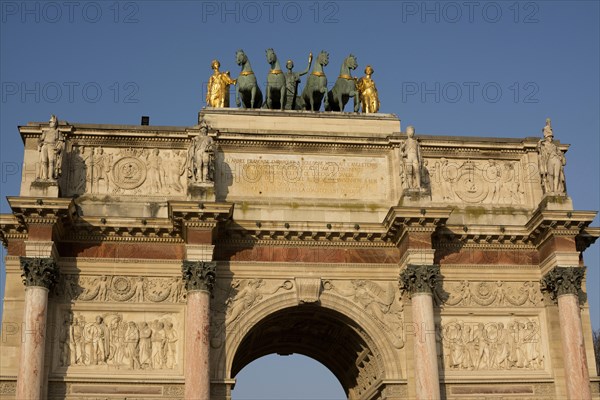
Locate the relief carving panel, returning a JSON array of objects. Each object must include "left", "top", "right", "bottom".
[
  {"left": 427, "top": 158, "right": 531, "bottom": 205},
  {"left": 62, "top": 146, "right": 187, "bottom": 197},
  {"left": 323, "top": 279, "right": 405, "bottom": 349},
  {"left": 53, "top": 309, "right": 183, "bottom": 375},
  {"left": 54, "top": 274, "right": 185, "bottom": 304},
  {"left": 439, "top": 316, "right": 546, "bottom": 373},
  {"left": 435, "top": 280, "right": 542, "bottom": 307},
  {"left": 207, "top": 278, "right": 296, "bottom": 351}
]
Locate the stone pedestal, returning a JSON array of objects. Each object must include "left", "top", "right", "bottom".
[
  {"left": 399, "top": 264, "right": 441, "bottom": 400},
  {"left": 541, "top": 266, "right": 591, "bottom": 400},
  {"left": 400, "top": 188, "right": 430, "bottom": 206},
  {"left": 539, "top": 194, "right": 573, "bottom": 211},
  {"left": 16, "top": 257, "right": 58, "bottom": 400},
  {"left": 182, "top": 261, "right": 216, "bottom": 400},
  {"left": 30, "top": 180, "right": 60, "bottom": 197},
  {"left": 187, "top": 183, "right": 216, "bottom": 201}
]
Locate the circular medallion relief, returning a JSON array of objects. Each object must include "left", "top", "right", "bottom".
[
  {"left": 112, "top": 157, "right": 147, "bottom": 190},
  {"left": 454, "top": 170, "right": 489, "bottom": 203}
]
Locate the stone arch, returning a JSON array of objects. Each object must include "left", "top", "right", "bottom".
[{"left": 219, "top": 288, "right": 402, "bottom": 399}]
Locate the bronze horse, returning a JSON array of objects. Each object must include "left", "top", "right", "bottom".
[{"left": 235, "top": 49, "right": 263, "bottom": 108}]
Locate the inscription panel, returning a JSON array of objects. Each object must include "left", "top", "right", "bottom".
[{"left": 216, "top": 152, "right": 391, "bottom": 201}]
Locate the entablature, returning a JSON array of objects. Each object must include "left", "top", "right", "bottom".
[{"left": 525, "top": 207, "right": 598, "bottom": 250}]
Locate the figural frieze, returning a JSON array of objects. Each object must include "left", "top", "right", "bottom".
[
  {"left": 427, "top": 158, "right": 527, "bottom": 205},
  {"left": 64, "top": 146, "right": 187, "bottom": 197},
  {"left": 437, "top": 280, "right": 542, "bottom": 308},
  {"left": 440, "top": 316, "right": 545, "bottom": 372},
  {"left": 55, "top": 310, "right": 181, "bottom": 372},
  {"left": 54, "top": 274, "right": 185, "bottom": 303}
]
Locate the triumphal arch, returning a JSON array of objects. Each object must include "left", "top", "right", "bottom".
[{"left": 1, "top": 54, "right": 599, "bottom": 400}]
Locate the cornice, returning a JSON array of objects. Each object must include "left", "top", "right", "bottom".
[
  {"left": 0, "top": 214, "right": 28, "bottom": 247},
  {"left": 576, "top": 226, "right": 600, "bottom": 252},
  {"left": 168, "top": 201, "right": 234, "bottom": 228},
  {"left": 2, "top": 196, "right": 597, "bottom": 254},
  {"left": 435, "top": 225, "right": 533, "bottom": 247},
  {"left": 525, "top": 206, "right": 597, "bottom": 248},
  {"left": 383, "top": 206, "right": 451, "bottom": 245},
  {"left": 4, "top": 197, "right": 76, "bottom": 242},
  {"left": 221, "top": 220, "right": 391, "bottom": 245},
  {"left": 7, "top": 197, "right": 75, "bottom": 220}
]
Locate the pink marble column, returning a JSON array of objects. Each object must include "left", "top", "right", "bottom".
[
  {"left": 182, "top": 261, "right": 216, "bottom": 400},
  {"left": 16, "top": 287, "right": 50, "bottom": 400},
  {"left": 400, "top": 264, "right": 441, "bottom": 400},
  {"left": 412, "top": 292, "right": 440, "bottom": 400},
  {"left": 16, "top": 257, "right": 58, "bottom": 400},
  {"left": 185, "top": 289, "right": 211, "bottom": 400},
  {"left": 557, "top": 294, "right": 591, "bottom": 400},
  {"left": 542, "top": 266, "right": 591, "bottom": 400}
]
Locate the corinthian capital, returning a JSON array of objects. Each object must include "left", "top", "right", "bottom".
[
  {"left": 540, "top": 266, "right": 585, "bottom": 301},
  {"left": 182, "top": 261, "right": 216, "bottom": 292},
  {"left": 399, "top": 264, "right": 441, "bottom": 296},
  {"left": 20, "top": 257, "right": 59, "bottom": 289}
]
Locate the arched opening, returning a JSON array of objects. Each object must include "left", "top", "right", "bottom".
[
  {"left": 232, "top": 354, "right": 345, "bottom": 399},
  {"left": 230, "top": 304, "right": 385, "bottom": 399}
]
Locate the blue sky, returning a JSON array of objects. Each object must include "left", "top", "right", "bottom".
[{"left": 1, "top": 1, "right": 599, "bottom": 398}]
